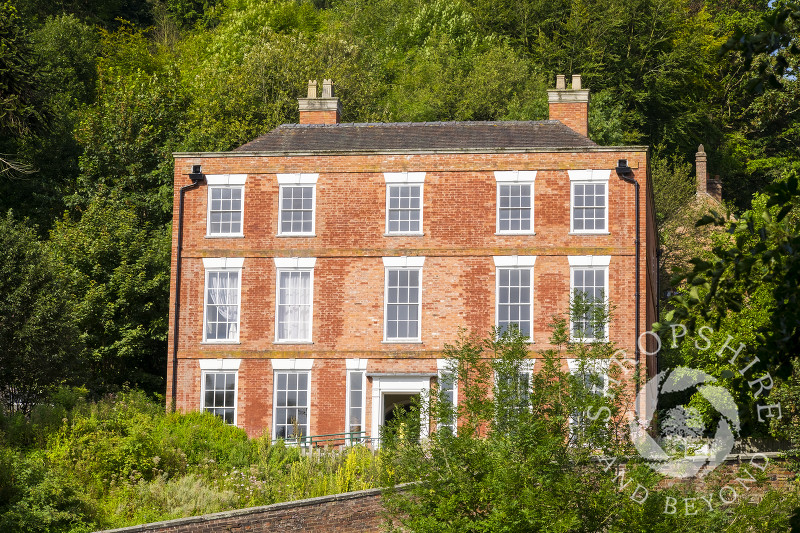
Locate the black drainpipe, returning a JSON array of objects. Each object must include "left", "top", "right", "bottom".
[
  {"left": 615, "top": 160, "right": 640, "bottom": 393},
  {"left": 171, "top": 165, "right": 205, "bottom": 410}
]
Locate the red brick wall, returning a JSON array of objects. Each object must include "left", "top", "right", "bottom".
[
  {"left": 96, "top": 488, "right": 389, "bottom": 533},
  {"left": 168, "top": 149, "right": 653, "bottom": 437},
  {"left": 548, "top": 102, "right": 589, "bottom": 136},
  {"left": 299, "top": 110, "right": 339, "bottom": 125}
]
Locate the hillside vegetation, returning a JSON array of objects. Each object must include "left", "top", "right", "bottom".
[{"left": 1, "top": 0, "right": 796, "bottom": 403}]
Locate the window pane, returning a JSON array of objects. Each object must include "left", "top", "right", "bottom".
[
  {"left": 387, "top": 185, "right": 422, "bottom": 233},
  {"left": 498, "top": 184, "right": 532, "bottom": 232},
  {"left": 572, "top": 182, "right": 606, "bottom": 232},
  {"left": 276, "top": 269, "right": 313, "bottom": 342},
  {"left": 209, "top": 187, "right": 243, "bottom": 235},
  {"left": 205, "top": 270, "right": 240, "bottom": 341},
  {"left": 275, "top": 372, "right": 310, "bottom": 440},
  {"left": 497, "top": 268, "right": 532, "bottom": 338},
  {"left": 280, "top": 186, "right": 314, "bottom": 234},
  {"left": 203, "top": 372, "right": 236, "bottom": 424},
  {"left": 573, "top": 267, "right": 606, "bottom": 339}
]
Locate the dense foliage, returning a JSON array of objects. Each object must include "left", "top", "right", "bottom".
[
  {"left": 0, "top": 389, "right": 381, "bottom": 531},
  {"left": 381, "top": 327, "right": 799, "bottom": 532},
  {"left": 0, "top": 0, "right": 795, "bottom": 406}
]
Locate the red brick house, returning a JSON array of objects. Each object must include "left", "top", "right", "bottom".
[{"left": 167, "top": 75, "right": 657, "bottom": 440}]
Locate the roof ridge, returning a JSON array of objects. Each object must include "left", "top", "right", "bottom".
[
  {"left": 274, "top": 120, "right": 562, "bottom": 130},
  {"left": 234, "top": 120, "right": 598, "bottom": 151}
]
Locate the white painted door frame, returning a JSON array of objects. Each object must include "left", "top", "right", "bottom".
[{"left": 370, "top": 374, "right": 432, "bottom": 443}]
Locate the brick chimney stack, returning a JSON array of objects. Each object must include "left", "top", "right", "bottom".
[
  {"left": 696, "top": 144, "right": 707, "bottom": 197},
  {"left": 547, "top": 74, "right": 590, "bottom": 136},
  {"left": 298, "top": 79, "right": 341, "bottom": 125}
]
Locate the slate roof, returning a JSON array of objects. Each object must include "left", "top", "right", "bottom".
[{"left": 234, "top": 121, "right": 597, "bottom": 152}]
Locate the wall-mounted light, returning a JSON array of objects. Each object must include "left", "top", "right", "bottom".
[
  {"left": 189, "top": 165, "right": 205, "bottom": 183},
  {"left": 616, "top": 159, "right": 634, "bottom": 180}
]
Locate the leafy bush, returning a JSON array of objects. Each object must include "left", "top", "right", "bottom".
[
  {"left": 381, "top": 326, "right": 800, "bottom": 531},
  {"left": 0, "top": 390, "right": 382, "bottom": 530}
]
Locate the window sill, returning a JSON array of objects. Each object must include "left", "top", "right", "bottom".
[
  {"left": 495, "top": 337, "right": 536, "bottom": 344},
  {"left": 568, "top": 231, "right": 610, "bottom": 235},
  {"left": 382, "top": 340, "right": 424, "bottom": 344},
  {"left": 383, "top": 232, "right": 425, "bottom": 237},
  {"left": 273, "top": 341, "right": 314, "bottom": 345},
  {"left": 205, "top": 234, "right": 245, "bottom": 239},
  {"left": 276, "top": 234, "right": 316, "bottom": 238},
  {"left": 201, "top": 341, "right": 241, "bottom": 345},
  {"left": 495, "top": 232, "right": 536, "bottom": 236}
]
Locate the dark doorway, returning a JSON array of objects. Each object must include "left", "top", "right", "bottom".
[
  {"left": 381, "top": 393, "right": 420, "bottom": 443},
  {"left": 383, "top": 393, "right": 418, "bottom": 424}
]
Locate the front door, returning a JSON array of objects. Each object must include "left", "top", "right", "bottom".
[{"left": 370, "top": 375, "right": 430, "bottom": 444}]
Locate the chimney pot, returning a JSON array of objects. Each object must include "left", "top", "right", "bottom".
[
  {"left": 322, "top": 79, "right": 334, "bottom": 98},
  {"left": 547, "top": 74, "right": 590, "bottom": 136},
  {"left": 298, "top": 79, "right": 341, "bottom": 125},
  {"left": 696, "top": 144, "right": 708, "bottom": 197}
]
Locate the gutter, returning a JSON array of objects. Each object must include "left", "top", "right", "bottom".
[
  {"left": 171, "top": 165, "right": 205, "bottom": 409},
  {"left": 615, "top": 160, "right": 641, "bottom": 395}
]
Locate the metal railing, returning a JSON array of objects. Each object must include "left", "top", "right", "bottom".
[{"left": 275, "top": 431, "right": 376, "bottom": 449}]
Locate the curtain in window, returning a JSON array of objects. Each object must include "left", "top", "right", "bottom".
[{"left": 207, "top": 271, "right": 239, "bottom": 340}]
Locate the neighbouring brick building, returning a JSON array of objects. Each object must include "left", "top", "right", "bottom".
[{"left": 167, "top": 75, "right": 658, "bottom": 440}]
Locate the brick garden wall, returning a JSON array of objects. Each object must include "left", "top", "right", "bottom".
[
  {"left": 96, "top": 487, "right": 390, "bottom": 533},
  {"left": 97, "top": 455, "right": 796, "bottom": 532}
]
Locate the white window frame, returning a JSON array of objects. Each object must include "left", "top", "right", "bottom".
[
  {"left": 205, "top": 174, "right": 247, "bottom": 237},
  {"left": 495, "top": 171, "right": 537, "bottom": 235},
  {"left": 568, "top": 256, "right": 611, "bottom": 342},
  {"left": 199, "top": 359, "right": 241, "bottom": 426},
  {"left": 202, "top": 258, "right": 244, "bottom": 343},
  {"left": 493, "top": 358, "right": 536, "bottom": 426},
  {"left": 494, "top": 256, "right": 536, "bottom": 342},
  {"left": 384, "top": 172, "right": 425, "bottom": 236},
  {"left": 567, "top": 358, "right": 611, "bottom": 439},
  {"left": 274, "top": 257, "right": 316, "bottom": 344},
  {"left": 271, "top": 359, "right": 314, "bottom": 442},
  {"left": 277, "top": 173, "right": 318, "bottom": 237},
  {"left": 569, "top": 169, "right": 610, "bottom": 234},
  {"left": 345, "top": 359, "right": 368, "bottom": 442},
  {"left": 437, "top": 358, "right": 458, "bottom": 434},
  {"left": 383, "top": 256, "right": 425, "bottom": 343},
  {"left": 567, "top": 358, "right": 610, "bottom": 396}
]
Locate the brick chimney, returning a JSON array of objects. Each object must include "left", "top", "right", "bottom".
[
  {"left": 696, "top": 144, "right": 707, "bottom": 197},
  {"left": 707, "top": 176, "right": 722, "bottom": 202},
  {"left": 547, "top": 74, "right": 590, "bottom": 136},
  {"left": 298, "top": 79, "right": 341, "bottom": 125}
]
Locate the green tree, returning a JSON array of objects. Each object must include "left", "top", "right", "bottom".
[
  {"left": 0, "top": 0, "right": 46, "bottom": 177},
  {"left": 71, "top": 24, "right": 187, "bottom": 222},
  {"left": 0, "top": 14, "right": 101, "bottom": 229},
  {"left": 49, "top": 198, "right": 171, "bottom": 395},
  {"left": 382, "top": 320, "right": 645, "bottom": 531},
  {"left": 660, "top": 174, "right": 800, "bottom": 379},
  {"left": 0, "top": 212, "right": 81, "bottom": 413}
]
